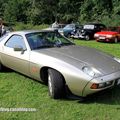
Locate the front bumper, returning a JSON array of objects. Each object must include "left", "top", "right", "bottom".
[
  {"left": 96, "top": 37, "right": 116, "bottom": 42},
  {"left": 82, "top": 70, "right": 120, "bottom": 96}
]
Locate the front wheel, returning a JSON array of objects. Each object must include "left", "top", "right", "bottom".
[{"left": 48, "top": 69, "right": 65, "bottom": 99}]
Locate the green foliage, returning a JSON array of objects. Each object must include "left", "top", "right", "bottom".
[
  {"left": 101, "top": 15, "right": 120, "bottom": 26},
  {"left": 79, "top": 0, "right": 113, "bottom": 24},
  {"left": 3, "top": 0, "right": 19, "bottom": 22},
  {"left": 1, "top": 0, "right": 120, "bottom": 26},
  {"left": 3, "top": 0, "right": 30, "bottom": 23},
  {"left": 14, "top": 22, "right": 49, "bottom": 30}
]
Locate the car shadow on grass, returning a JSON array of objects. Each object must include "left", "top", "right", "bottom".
[
  {"left": 0, "top": 66, "right": 14, "bottom": 73},
  {"left": 79, "top": 86, "right": 120, "bottom": 105}
]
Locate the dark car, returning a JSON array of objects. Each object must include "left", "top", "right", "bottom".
[
  {"left": 79, "top": 23, "right": 106, "bottom": 40},
  {"left": 59, "top": 24, "right": 82, "bottom": 38}
]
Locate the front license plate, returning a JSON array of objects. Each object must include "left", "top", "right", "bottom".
[
  {"left": 99, "top": 37, "right": 105, "bottom": 39},
  {"left": 117, "top": 79, "right": 120, "bottom": 85}
]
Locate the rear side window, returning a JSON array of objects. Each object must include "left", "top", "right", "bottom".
[{"left": 5, "top": 35, "right": 26, "bottom": 49}]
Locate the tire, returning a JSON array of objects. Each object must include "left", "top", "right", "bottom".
[
  {"left": 85, "top": 35, "right": 90, "bottom": 40},
  {"left": 114, "top": 37, "right": 118, "bottom": 43},
  {"left": 48, "top": 69, "right": 65, "bottom": 99}
]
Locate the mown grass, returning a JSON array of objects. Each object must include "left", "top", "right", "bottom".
[{"left": 0, "top": 40, "right": 120, "bottom": 120}]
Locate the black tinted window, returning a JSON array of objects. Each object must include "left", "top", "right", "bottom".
[{"left": 5, "top": 35, "right": 26, "bottom": 49}]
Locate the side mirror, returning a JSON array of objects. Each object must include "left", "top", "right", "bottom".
[
  {"left": 14, "top": 46, "right": 26, "bottom": 54},
  {"left": 14, "top": 46, "right": 23, "bottom": 51}
]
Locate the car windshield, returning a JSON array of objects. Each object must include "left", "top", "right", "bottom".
[{"left": 26, "top": 31, "right": 74, "bottom": 50}]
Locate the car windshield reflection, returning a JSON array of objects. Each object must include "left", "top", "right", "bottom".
[{"left": 26, "top": 31, "right": 74, "bottom": 50}]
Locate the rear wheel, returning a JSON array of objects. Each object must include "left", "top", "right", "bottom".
[
  {"left": 48, "top": 69, "right": 65, "bottom": 99},
  {"left": 85, "top": 35, "right": 90, "bottom": 40}
]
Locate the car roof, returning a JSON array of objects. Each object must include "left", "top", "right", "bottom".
[{"left": 8, "top": 29, "right": 57, "bottom": 35}]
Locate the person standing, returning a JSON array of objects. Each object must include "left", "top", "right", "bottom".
[
  {"left": 52, "top": 21, "right": 59, "bottom": 29},
  {"left": 0, "top": 18, "right": 3, "bottom": 37},
  {"left": 0, "top": 18, "right": 5, "bottom": 37}
]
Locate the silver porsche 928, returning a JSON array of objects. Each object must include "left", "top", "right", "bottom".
[{"left": 0, "top": 30, "right": 120, "bottom": 99}]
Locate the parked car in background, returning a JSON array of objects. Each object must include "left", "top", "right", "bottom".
[
  {"left": 0, "top": 30, "right": 120, "bottom": 100},
  {"left": 94, "top": 27, "right": 120, "bottom": 43},
  {"left": 59, "top": 23, "right": 82, "bottom": 38},
  {"left": 79, "top": 23, "right": 106, "bottom": 40}
]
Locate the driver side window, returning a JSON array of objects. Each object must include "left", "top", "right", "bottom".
[{"left": 5, "top": 35, "right": 26, "bottom": 49}]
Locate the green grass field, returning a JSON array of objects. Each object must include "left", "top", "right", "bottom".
[{"left": 0, "top": 40, "right": 120, "bottom": 120}]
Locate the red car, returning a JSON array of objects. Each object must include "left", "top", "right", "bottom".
[{"left": 94, "top": 27, "right": 120, "bottom": 43}]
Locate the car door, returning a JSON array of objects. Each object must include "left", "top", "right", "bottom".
[{"left": 1, "top": 34, "right": 30, "bottom": 76}]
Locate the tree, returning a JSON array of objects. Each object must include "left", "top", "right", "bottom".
[
  {"left": 4, "top": 0, "right": 19, "bottom": 22},
  {"left": 1, "top": 0, "right": 120, "bottom": 26}
]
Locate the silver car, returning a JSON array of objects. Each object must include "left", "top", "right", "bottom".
[{"left": 0, "top": 30, "right": 120, "bottom": 99}]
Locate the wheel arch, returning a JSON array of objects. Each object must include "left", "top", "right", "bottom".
[{"left": 40, "top": 66, "right": 66, "bottom": 84}]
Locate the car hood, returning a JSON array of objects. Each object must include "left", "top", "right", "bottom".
[
  {"left": 35, "top": 45, "right": 120, "bottom": 76},
  {"left": 96, "top": 31, "right": 118, "bottom": 35}
]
